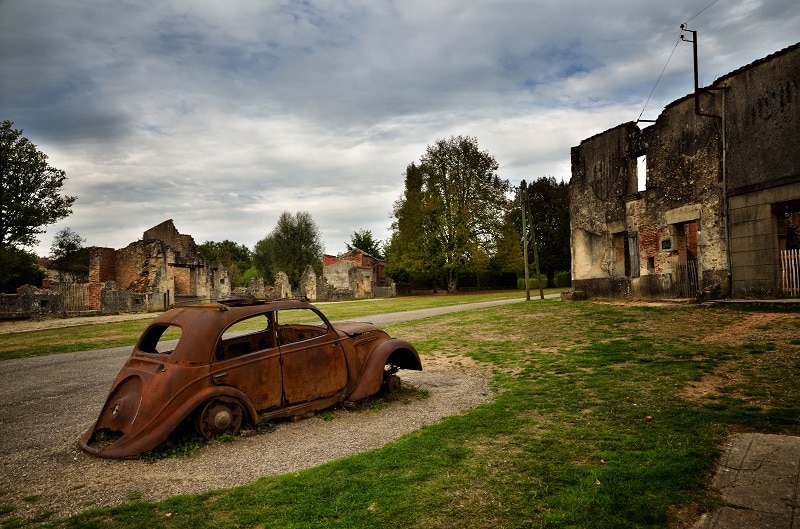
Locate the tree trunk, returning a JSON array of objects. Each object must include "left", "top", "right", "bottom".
[{"left": 447, "top": 269, "right": 459, "bottom": 292}]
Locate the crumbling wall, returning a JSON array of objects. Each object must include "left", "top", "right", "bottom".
[
  {"left": 274, "top": 272, "right": 291, "bottom": 298},
  {"left": 89, "top": 247, "right": 116, "bottom": 283},
  {"left": 299, "top": 265, "right": 317, "bottom": 301},
  {"left": 570, "top": 99, "right": 727, "bottom": 298},
  {"left": 322, "top": 249, "right": 392, "bottom": 299},
  {"left": 143, "top": 219, "right": 198, "bottom": 257},
  {"left": 0, "top": 286, "right": 62, "bottom": 320},
  {"left": 569, "top": 123, "right": 639, "bottom": 295}
]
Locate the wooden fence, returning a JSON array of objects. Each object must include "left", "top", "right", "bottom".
[
  {"left": 60, "top": 283, "right": 98, "bottom": 315},
  {"left": 781, "top": 249, "right": 800, "bottom": 297}
]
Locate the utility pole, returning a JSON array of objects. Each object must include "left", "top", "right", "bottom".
[
  {"left": 530, "top": 212, "right": 545, "bottom": 300},
  {"left": 520, "top": 180, "right": 545, "bottom": 300},
  {"left": 520, "top": 180, "right": 544, "bottom": 301},
  {"left": 520, "top": 180, "right": 531, "bottom": 301}
]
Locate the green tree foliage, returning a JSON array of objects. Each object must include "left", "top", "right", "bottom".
[
  {"left": 198, "top": 240, "right": 252, "bottom": 287},
  {"left": 387, "top": 163, "right": 441, "bottom": 285},
  {"left": 492, "top": 209, "right": 525, "bottom": 275},
  {"left": 0, "top": 120, "right": 76, "bottom": 250},
  {"left": 49, "top": 227, "right": 89, "bottom": 283},
  {"left": 240, "top": 266, "right": 262, "bottom": 287},
  {"left": 253, "top": 211, "right": 324, "bottom": 287},
  {"left": 346, "top": 229, "right": 384, "bottom": 259},
  {"left": 0, "top": 247, "right": 45, "bottom": 293},
  {"left": 389, "top": 136, "right": 510, "bottom": 292},
  {"left": 518, "top": 176, "right": 571, "bottom": 280}
]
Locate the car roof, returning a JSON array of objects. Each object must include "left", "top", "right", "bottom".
[{"left": 138, "top": 298, "right": 324, "bottom": 364}]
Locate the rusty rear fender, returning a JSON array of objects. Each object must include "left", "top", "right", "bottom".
[
  {"left": 79, "top": 384, "right": 258, "bottom": 458},
  {"left": 346, "top": 338, "right": 421, "bottom": 402}
]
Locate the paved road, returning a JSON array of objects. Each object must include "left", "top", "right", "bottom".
[{"left": 0, "top": 297, "right": 537, "bottom": 460}]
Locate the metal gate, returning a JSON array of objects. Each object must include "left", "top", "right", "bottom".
[{"left": 676, "top": 260, "right": 699, "bottom": 298}]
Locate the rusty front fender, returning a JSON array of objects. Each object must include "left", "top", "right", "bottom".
[{"left": 347, "top": 338, "right": 422, "bottom": 402}]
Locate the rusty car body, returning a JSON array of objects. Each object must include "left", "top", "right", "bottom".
[{"left": 79, "top": 298, "right": 421, "bottom": 458}]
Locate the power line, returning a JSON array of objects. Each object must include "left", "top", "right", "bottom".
[
  {"left": 635, "top": 0, "right": 722, "bottom": 123},
  {"left": 684, "top": 0, "right": 721, "bottom": 25},
  {"left": 636, "top": 37, "right": 681, "bottom": 123}
]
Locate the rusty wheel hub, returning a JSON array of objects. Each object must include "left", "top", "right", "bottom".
[{"left": 195, "top": 398, "right": 243, "bottom": 439}]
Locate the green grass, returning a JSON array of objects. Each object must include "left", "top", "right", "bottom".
[{"left": 3, "top": 297, "right": 800, "bottom": 528}]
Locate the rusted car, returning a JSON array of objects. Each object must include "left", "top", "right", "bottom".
[{"left": 79, "top": 298, "right": 422, "bottom": 458}]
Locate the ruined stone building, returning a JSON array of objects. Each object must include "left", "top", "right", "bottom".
[
  {"left": 0, "top": 220, "right": 231, "bottom": 319},
  {"left": 322, "top": 248, "right": 394, "bottom": 299},
  {"left": 89, "top": 220, "right": 231, "bottom": 311},
  {"left": 569, "top": 42, "right": 800, "bottom": 300}
]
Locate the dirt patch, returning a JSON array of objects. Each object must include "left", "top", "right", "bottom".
[
  {"left": 680, "top": 373, "right": 727, "bottom": 401},
  {"left": 680, "top": 311, "right": 800, "bottom": 405},
  {"left": 701, "top": 312, "right": 799, "bottom": 345}
]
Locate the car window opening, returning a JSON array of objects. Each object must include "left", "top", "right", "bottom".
[
  {"left": 138, "top": 324, "right": 182, "bottom": 355},
  {"left": 217, "top": 313, "right": 277, "bottom": 362},
  {"left": 275, "top": 308, "right": 329, "bottom": 346}
]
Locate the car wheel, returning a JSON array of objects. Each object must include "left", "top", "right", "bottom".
[
  {"left": 194, "top": 397, "right": 243, "bottom": 440},
  {"left": 382, "top": 373, "right": 402, "bottom": 394}
]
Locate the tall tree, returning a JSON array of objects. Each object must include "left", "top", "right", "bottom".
[
  {"left": 519, "top": 176, "right": 571, "bottom": 280},
  {"left": 50, "top": 227, "right": 89, "bottom": 283},
  {"left": 0, "top": 120, "right": 76, "bottom": 250},
  {"left": 492, "top": 209, "right": 525, "bottom": 275},
  {"left": 389, "top": 136, "right": 510, "bottom": 292},
  {"left": 253, "top": 211, "right": 324, "bottom": 287},
  {"left": 387, "top": 163, "right": 442, "bottom": 284},
  {"left": 198, "top": 240, "right": 252, "bottom": 286},
  {"left": 346, "top": 229, "right": 383, "bottom": 259}
]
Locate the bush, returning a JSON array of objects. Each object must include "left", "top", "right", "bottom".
[
  {"left": 517, "top": 275, "right": 548, "bottom": 290},
  {"left": 554, "top": 271, "right": 572, "bottom": 288},
  {"left": 0, "top": 247, "right": 45, "bottom": 293}
]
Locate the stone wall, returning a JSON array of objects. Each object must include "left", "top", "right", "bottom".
[{"left": 0, "top": 286, "right": 62, "bottom": 320}]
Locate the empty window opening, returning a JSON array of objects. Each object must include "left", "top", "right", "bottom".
[{"left": 637, "top": 155, "right": 647, "bottom": 192}]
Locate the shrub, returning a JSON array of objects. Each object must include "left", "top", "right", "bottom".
[
  {"left": 554, "top": 271, "right": 572, "bottom": 287},
  {"left": 517, "top": 275, "right": 548, "bottom": 290}
]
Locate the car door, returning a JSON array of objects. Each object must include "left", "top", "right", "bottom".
[
  {"left": 209, "top": 312, "right": 283, "bottom": 412},
  {"left": 276, "top": 307, "right": 348, "bottom": 405}
]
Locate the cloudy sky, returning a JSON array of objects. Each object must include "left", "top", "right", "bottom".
[{"left": 1, "top": 0, "right": 798, "bottom": 258}]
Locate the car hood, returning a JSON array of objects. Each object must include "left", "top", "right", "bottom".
[{"left": 332, "top": 321, "right": 383, "bottom": 337}]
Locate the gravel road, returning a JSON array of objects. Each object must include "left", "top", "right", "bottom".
[{"left": 0, "top": 298, "right": 529, "bottom": 521}]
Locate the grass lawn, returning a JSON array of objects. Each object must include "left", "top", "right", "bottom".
[{"left": 2, "top": 295, "right": 799, "bottom": 528}]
